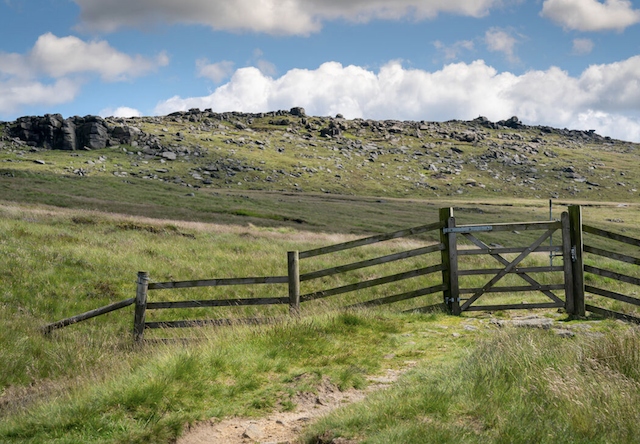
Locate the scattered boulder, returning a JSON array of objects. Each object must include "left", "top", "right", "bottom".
[{"left": 290, "top": 107, "right": 306, "bottom": 117}]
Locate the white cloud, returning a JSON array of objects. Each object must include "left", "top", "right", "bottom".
[
  {"left": 154, "top": 57, "right": 640, "bottom": 142},
  {"left": 196, "top": 59, "right": 235, "bottom": 83},
  {"left": 572, "top": 38, "right": 594, "bottom": 55},
  {"left": 99, "top": 106, "right": 143, "bottom": 118},
  {"left": 0, "top": 33, "right": 169, "bottom": 81},
  {"left": 74, "top": 0, "right": 503, "bottom": 35},
  {"left": 0, "top": 78, "right": 81, "bottom": 115},
  {"left": 0, "top": 33, "right": 168, "bottom": 116},
  {"left": 433, "top": 39, "right": 475, "bottom": 61},
  {"left": 541, "top": 0, "right": 640, "bottom": 32},
  {"left": 484, "top": 27, "right": 519, "bottom": 62}
]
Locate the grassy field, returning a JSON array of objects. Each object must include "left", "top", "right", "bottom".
[
  {"left": 2, "top": 202, "right": 640, "bottom": 443},
  {"left": 3, "top": 113, "right": 640, "bottom": 443}
]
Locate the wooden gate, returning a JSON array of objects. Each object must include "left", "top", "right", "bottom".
[{"left": 440, "top": 208, "right": 572, "bottom": 314}]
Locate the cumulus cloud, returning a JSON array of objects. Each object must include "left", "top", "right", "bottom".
[
  {"left": 74, "top": 0, "right": 503, "bottom": 35},
  {"left": 196, "top": 59, "right": 235, "bottom": 83},
  {"left": 541, "top": 0, "right": 640, "bottom": 32},
  {"left": 99, "top": 106, "right": 143, "bottom": 118},
  {"left": 154, "top": 57, "right": 640, "bottom": 142},
  {"left": 0, "top": 33, "right": 168, "bottom": 81},
  {"left": 572, "top": 38, "right": 594, "bottom": 55},
  {"left": 484, "top": 28, "right": 519, "bottom": 62},
  {"left": 0, "top": 78, "right": 80, "bottom": 115},
  {"left": 0, "top": 33, "right": 168, "bottom": 115},
  {"left": 433, "top": 39, "right": 475, "bottom": 61}
]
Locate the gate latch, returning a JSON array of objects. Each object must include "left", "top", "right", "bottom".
[{"left": 571, "top": 246, "right": 577, "bottom": 263}]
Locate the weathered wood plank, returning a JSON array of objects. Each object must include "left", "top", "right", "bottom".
[
  {"left": 568, "top": 205, "right": 585, "bottom": 317},
  {"left": 42, "top": 297, "right": 135, "bottom": 334},
  {"left": 586, "top": 304, "right": 640, "bottom": 324},
  {"left": 145, "top": 317, "right": 277, "bottom": 329},
  {"left": 455, "top": 221, "right": 561, "bottom": 233},
  {"left": 288, "top": 251, "right": 300, "bottom": 316},
  {"left": 583, "top": 225, "right": 640, "bottom": 248},
  {"left": 147, "top": 297, "right": 289, "bottom": 309},
  {"left": 458, "top": 245, "right": 561, "bottom": 256},
  {"left": 148, "top": 276, "right": 288, "bottom": 290},
  {"left": 300, "top": 244, "right": 444, "bottom": 281},
  {"left": 460, "top": 228, "right": 556, "bottom": 311},
  {"left": 561, "top": 211, "right": 575, "bottom": 314},
  {"left": 440, "top": 208, "right": 460, "bottom": 315},
  {"left": 465, "top": 302, "right": 563, "bottom": 311},
  {"left": 584, "top": 245, "right": 640, "bottom": 266},
  {"left": 458, "top": 266, "right": 563, "bottom": 276},
  {"left": 585, "top": 285, "right": 640, "bottom": 307},
  {"left": 300, "top": 264, "right": 444, "bottom": 302},
  {"left": 460, "top": 284, "right": 565, "bottom": 294},
  {"left": 348, "top": 284, "right": 445, "bottom": 308},
  {"left": 134, "top": 271, "right": 149, "bottom": 342},
  {"left": 462, "top": 232, "right": 564, "bottom": 305},
  {"left": 585, "top": 265, "right": 640, "bottom": 287},
  {"left": 298, "top": 221, "right": 443, "bottom": 259}
]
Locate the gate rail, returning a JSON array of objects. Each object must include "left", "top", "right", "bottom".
[{"left": 41, "top": 205, "right": 640, "bottom": 340}]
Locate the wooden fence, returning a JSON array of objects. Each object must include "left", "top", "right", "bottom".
[{"left": 42, "top": 205, "right": 640, "bottom": 340}]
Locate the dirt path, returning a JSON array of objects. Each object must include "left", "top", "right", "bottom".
[{"left": 177, "top": 364, "right": 415, "bottom": 444}]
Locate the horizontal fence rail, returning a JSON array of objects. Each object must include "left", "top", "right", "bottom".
[
  {"left": 581, "top": 220, "right": 640, "bottom": 323},
  {"left": 299, "top": 221, "right": 443, "bottom": 259},
  {"left": 42, "top": 297, "right": 135, "bottom": 334},
  {"left": 43, "top": 205, "right": 640, "bottom": 339},
  {"left": 149, "top": 276, "right": 288, "bottom": 290},
  {"left": 300, "top": 244, "right": 444, "bottom": 281},
  {"left": 300, "top": 264, "right": 444, "bottom": 303}
]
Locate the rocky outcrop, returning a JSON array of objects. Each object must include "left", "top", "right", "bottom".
[{"left": 9, "top": 114, "right": 141, "bottom": 150}]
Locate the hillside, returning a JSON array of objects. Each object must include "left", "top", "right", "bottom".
[
  {"left": 3, "top": 111, "right": 640, "bottom": 443},
  {"left": 2, "top": 109, "right": 639, "bottom": 229}
]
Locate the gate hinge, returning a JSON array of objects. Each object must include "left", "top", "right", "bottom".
[
  {"left": 446, "top": 297, "right": 461, "bottom": 304},
  {"left": 571, "top": 246, "right": 577, "bottom": 263}
]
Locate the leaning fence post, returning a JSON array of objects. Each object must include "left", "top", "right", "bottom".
[
  {"left": 288, "top": 251, "right": 300, "bottom": 316},
  {"left": 134, "top": 271, "right": 149, "bottom": 343},
  {"left": 568, "top": 206, "right": 586, "bottom": 317},
  {"left": 440, "top": 208, "right": 460, "bottom": 315}
]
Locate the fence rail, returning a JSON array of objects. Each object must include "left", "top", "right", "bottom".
[{"left": 41, "top": 205, "right": 640, "bottom": 340}]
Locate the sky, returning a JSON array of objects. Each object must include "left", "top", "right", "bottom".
[{"left": 1, "top": 1, "right": 640, "bottom": 142}]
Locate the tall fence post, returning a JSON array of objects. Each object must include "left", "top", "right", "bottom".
[
  {"left": 561, "top": 211, "right": 575, "bottom": 314},
  {"left": 288, "top": 251, "right": 300, "bottom": 316},
  {"left": 568, "top": 206, "right": 586, "bottom": 317},
  {"left": 440, "top": 208, "right": 460, "bottom": 315},
  {"left": 134, "top": 271, "right": 149, "bottom": 343}
]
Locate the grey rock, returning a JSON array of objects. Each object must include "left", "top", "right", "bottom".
[
  {"left": 161, "top": 151, "right": 177, "bottom": 160},
  {"left": 290, "top": 106, "right": 306, "bottom": 117}
]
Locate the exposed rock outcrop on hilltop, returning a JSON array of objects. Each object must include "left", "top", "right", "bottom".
[
  {"left": 7, "top": 114, "right": 140, "bottom": 151},
  {"left": 2, "top": 108, "right": 615, "bottom": 153},
  {"left": 1, "top": 107, "right": 636, "bottom": 201}
]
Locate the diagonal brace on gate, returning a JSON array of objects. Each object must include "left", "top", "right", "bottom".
[
  {"left": 462, "top": 233, "right": 564, "bottom": 305},
  {"left": 460, "top": 229, "right": 556, "bottom": 311}
]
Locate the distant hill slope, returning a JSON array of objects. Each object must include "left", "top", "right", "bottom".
[{"left": 1, "top": 108, "right": 639, "bottom": 227}]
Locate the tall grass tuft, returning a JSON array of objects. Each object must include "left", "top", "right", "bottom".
[{"left": 305, "top": 326, "right": 640, "bottom": 444}]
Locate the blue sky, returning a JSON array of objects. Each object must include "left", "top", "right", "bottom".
[{"left": 1, "top": 0, "right": 640, "bottom": 141}]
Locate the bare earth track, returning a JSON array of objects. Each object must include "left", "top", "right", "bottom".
[{"left": 177, "top": 365, "right": 414, "bottom": 444}]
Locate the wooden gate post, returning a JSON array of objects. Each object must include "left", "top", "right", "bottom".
[
  {"left": 440, "top": 208, "right": 460, "bottom": 315},
  {"left": 134, "top": 271, "right": 149, "bottom": 343},
  {"left": 561, "top": 211, "right": 575, "bottom": 314},
  {"left": 568, "top": 206, "right": 586, "bottom": 317},
  {"left": 288, "top": 251, "right": 300, "bottom": 316}
]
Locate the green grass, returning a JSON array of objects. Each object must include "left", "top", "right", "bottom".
[
  {"left": 304, "top": 326, "right": 640, "bottom": 444},
  {"left": 4, "top": 113, "right": 640, "bottom": 444}
]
